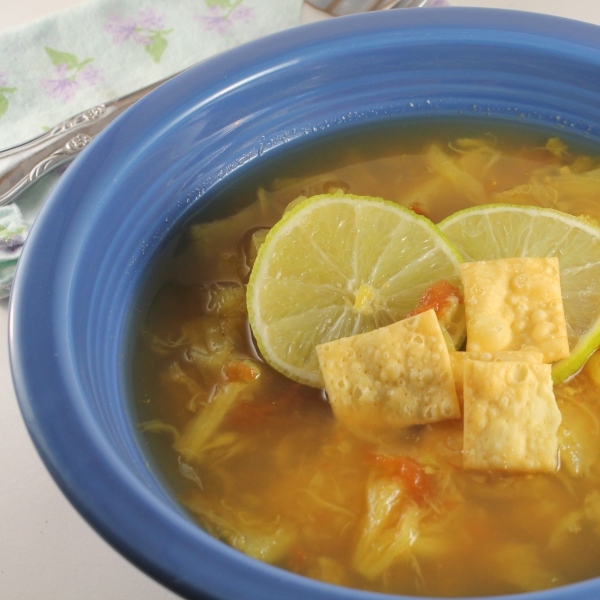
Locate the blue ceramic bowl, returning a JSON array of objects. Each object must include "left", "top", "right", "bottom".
[{"left": 10, "top": 7, "right": 600, "bottom": 600}]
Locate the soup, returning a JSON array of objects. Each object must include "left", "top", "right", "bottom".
[{"left": 134, "top": 122, "right": 600, "bottom": 597}]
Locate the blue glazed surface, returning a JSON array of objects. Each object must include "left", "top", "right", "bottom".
[{"left": 9, "top": 7, "right": 600, "bottom": 600}]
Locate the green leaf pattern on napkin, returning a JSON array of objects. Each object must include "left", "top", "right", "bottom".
[
  {"left": 0, "top": 72, "right": 17, "bottom": 121},
  {"left": 105, "top": 9, "right": 173, "bottom": 63},
  {"left": 40, "top": 48, "right": 103, "bottom": 102},
  {"left": 45, "top": 48, "right": 92, "bottom": 71}
]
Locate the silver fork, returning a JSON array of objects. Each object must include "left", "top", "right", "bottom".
[{"left": 0, "top": 0, "right": 436, "bottom": 206}]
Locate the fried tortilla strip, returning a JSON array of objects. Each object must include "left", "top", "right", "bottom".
[
  {"left": 317, "top": 310, "right": 460, "bottom": 436},
  {"left": 463, "top": 360, "right": 561, "bottom": 472},
  {"left": 460, "top": 257, "right": 569, "bottom": 362}
]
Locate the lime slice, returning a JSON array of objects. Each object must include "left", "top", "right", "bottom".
[
  {"left": 438, "top": 204, "right": 600, "bottom": 382},
  {"left": 247, "top": 193, "right": 463, "bottom": 387}
]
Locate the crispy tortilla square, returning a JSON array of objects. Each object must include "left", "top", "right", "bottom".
[
  {"left": 316, "top": 309, "right": 460, "bottom": 435},
  {"left": 460, "top": 257, "right": 569, "bottom": 362},
  {"left": 450, "top": 350, "right": 544, "bottom": 399},
  {"left": 463, "top": 360, "right": 561, "bottom": 472}
]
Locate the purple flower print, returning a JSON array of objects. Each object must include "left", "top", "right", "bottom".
[
  {"left": 40, "top": 65, "right": 80, "bottom": 102},
  {"left": 0, "top": 230, "right": 26, "bottom": 254},
  {"left": 79, "top": 64, "right": 104, "bottom": 86},
  {"left": 104, "top": 15, "right": 139, "bottom": 46},
  {"left": 137, "top": 8, "right": 166, "bottom": 31},
  {"left": 197, "top": 1, "right": 256, "bottom": 33},
  {"left": 0, "top": 205, "right": 29, "bottom": 263},
  {"left": 0, "top": 72, "right": 7, "bottom": 87},
  {"left": 231, "top": 6, "right": 255, "bottom": 24},
  {"left": 39, "top": 48, "right": 103, "bottom": 103},
  {"left": 197, "top": 6, "right": 234, "bottom": 34},
  {"left": 105, "top": 11, "right": 172, "bottom": 63}
]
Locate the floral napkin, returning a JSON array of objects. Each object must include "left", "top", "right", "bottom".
[{"left": 0, "top": 0, "right": 304, "bottom": 298}]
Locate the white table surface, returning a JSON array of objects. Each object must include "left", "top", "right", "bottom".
[{"left": 1, "top": 1, "right": 599, "bottom": 599}]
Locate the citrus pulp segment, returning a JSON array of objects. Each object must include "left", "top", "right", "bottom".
[
  {"left": 247, "top": 194, "right": 463, "bottom": 387},
  {"left": 438, "top": 204, "right": 600, "bottom": 382}
]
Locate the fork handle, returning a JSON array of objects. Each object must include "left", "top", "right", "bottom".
[{"left": 0, "top": 77, "right": 171, "bottom": 207}]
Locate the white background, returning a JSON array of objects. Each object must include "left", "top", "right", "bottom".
[{"left": 0, "top": 1, "right": 599, "bottom": 599}]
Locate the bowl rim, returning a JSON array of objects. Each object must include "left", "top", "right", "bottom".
[{"left": 10, "top": 7, "right": 600, "bottom": 600}]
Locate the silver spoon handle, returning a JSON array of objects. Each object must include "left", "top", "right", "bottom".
[
  {"left": 0, "top": 76, "right": 172, "bottom": 207},
  {"left": 306, "top": 0, "right": 430, "bottom": 16}
]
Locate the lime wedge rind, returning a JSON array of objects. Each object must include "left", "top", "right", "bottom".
[{"left": 553, "top": 315, "right": 600, "bottom": 383}]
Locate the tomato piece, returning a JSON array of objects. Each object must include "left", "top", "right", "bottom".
[
  {"left": 409, "top": 203, "right": 430, "bottom": 218},
  {"left": 405, "top": 279, "right": 463, "bottom": 319},
  {"left": 368, "top": 453, "right": 431, "bottom": 504},
  {"left": 223, "top": 361, "right": 259, "bottom": 382}
]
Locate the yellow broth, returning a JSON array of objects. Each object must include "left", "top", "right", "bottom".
[{"left": 134, "top": 123, "right": 600, "bottom": 597}]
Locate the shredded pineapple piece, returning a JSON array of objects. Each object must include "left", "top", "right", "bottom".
[
  {"left": 398, "top": 176, "right": 444, "bottom": 217},
  {"left": 139, "top": 419, "right": 180, "bottom": 442},
  {"left": 189, "top": 347, "right": 233, "bottom": 385},
  {"left": 181, "top": 316, "right": 224, "bottom": 346},
  {"left": 182, "top": 316, "right": 236, "bottom": 381},
  {"left": 144, "top": 331, "right": 186, "bottom": 355},
  {"left": 206, "top": 283, "right": 246, "bottom": 317},
  {"left": 185, "top": 494, "right": 297, "bottom": 563},
  {"left": 175, "top": 381, "right": 257, "bottom": 461},
  {"left": 426, "top": 144, "right": 487, "bottom": 204},
  {"left": 353, "top": 477, "right": 424, "bottom": 580},
  {"left": 247, "top": 228, "right": 269, "bottom": 268},
  {"left": 494, "top": 162, "right": 600, "bottom": 220},
  {"left": 451, "top": 137, "right": 495, "bottom": 151},
  {"left": 557, "top": 393, "right": 600, "bottom": 477},
  {"left": 545, "top": 137, "right": 569, "bottom": 158},
  {"left": 494, "top": 179, "right": 558, "bottom": 208}
]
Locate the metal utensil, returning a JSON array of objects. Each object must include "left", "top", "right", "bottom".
[
  {"left": 0, "top": 79, "right": 171, "bottom": 207},
  {"left": 0, "top": 0, "right": 430, "bottom": 206},
  {"left": 306, "top": 0, "right": 433, "bottom": 16}
]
